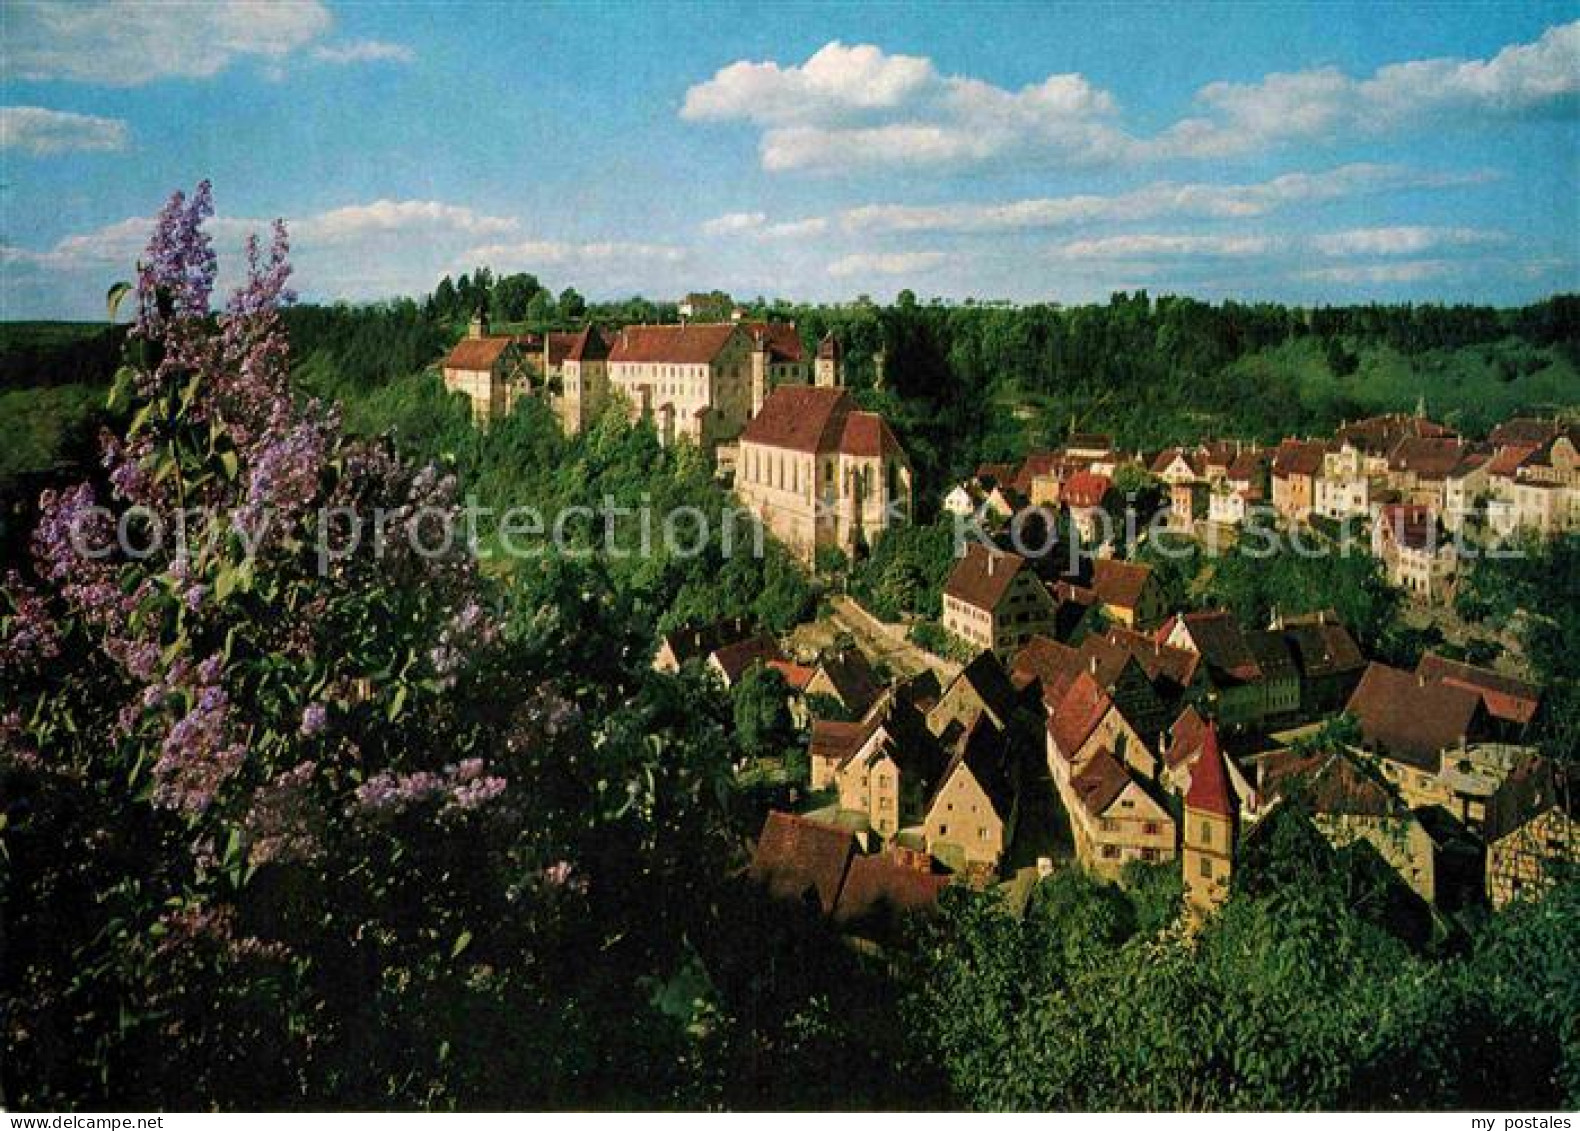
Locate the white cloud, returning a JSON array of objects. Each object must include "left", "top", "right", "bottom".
[
  {"left": 827, "top": 251, "right": 947, "bottom": 278},
  {"left": 683, "top": 25, "right": 1580, "bottom": 172},
  {"left": 295, "top": 200, "right": 519, "bottom": 243},
  {"left": 0, "top": 105, "right": 128, "bottom": 155},
  {"left": 1053, "top": 234, "right": 1275, "bottom": 259},
  {"left": 458, "top": 239, "right": 686, "bottom": 267},
  {"left": 1150, "top": 21, "right": 1580, "bottom": 158},
  {"left": 837, "top": 164, "right": 1490, "bottom": 235},
  {"left": 1298, "top": 261, "right": 1458, "bottom": 284},
  {"left": 681, "top": 41, "right": 937, "bottom": 125},
  {"left": 1310, "top": 226, "right": 1503, "bottom": 256},
  {"left": 3, "top": 0, "right": 406, "bottom": 85},
  {"left": 311, "top": 39, "right": 415, "bottom": 66},
  {"left": 700, "top": 211, "right": 829, "bottom": 239}
]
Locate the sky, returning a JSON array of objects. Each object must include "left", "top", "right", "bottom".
[{"left": 1, "top": 0, "right": 1577, "bottom": 318}]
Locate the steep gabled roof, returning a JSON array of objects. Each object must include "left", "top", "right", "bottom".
[
  {"left": 1260, "top": 747, "right": 1400, "bottom": 819},
  {"left": 608, "top": 322, "right": 741, "bottom": 365},
  {"left": 931, "top": 715, "right": 1015, "bottom": 823},
  {"left": 1388, "top": 436, "right": 1467, "bottom": 480},
  {"left": 1486, "top": 442, "right": 1541, "bottom": 478},
  {"left": 1416, "top": 652, "right": 1541, "bottom": 727},
  {"left": 1336, "top": 413, "right": 1454, "bottom": 455},
  {"left": 1184, "top": 722, "right": 1234, "bottom": 818},
  {"left": 659, "top": 616, "right": 752, "bottom": 666},
  {"left": 740, "top": 385, "right": 852, "bottom": 452},
  {"left": 1488, "top": 418, "right": 1561, "bottom": 447},
  {"left": 1281, "top": 617, "right": 1366, "bottom": 681},
  {"left": 1104, "top": 626, "right": 1201, "bottom": 690},
  {"left": 748, "top": 811, "right": 856, "bottom": 913},
  {"left": 839, "top": 411, "right": 907, "bottom": 459},
  {"left": 564, "top": 325, "right": 612, "bottom": 362},
  {"left": 948, "top": 650, "right": 1024, "bottom": 724},
  {"left": 1272, "top": 438, "right": 1328, "bottom": 478},
  {"left": 809, "top": 719, "right": 866, "bottom": 766},
  {"left": 1063, "top": 471, "right": 1113, "bottom": 508},
  {"left": 739, "top": 320, "right": 805, "bottom": 363},
  {"left": 1346, "top": 662, "right": 1485, "bottom": 770},
  {"left": 444, "top": 335, "right": 518, "bottom": 372},
  {"left": 1091, "top": 558, "right": 1154, "bottom": 611},
  {"left": 1485, "top": 755, "right": 1579, "bottom": 842},
  {"left": 831, "top": 853, "right": 949, "bottom": 928},
  {"left": 1069, "top": 746, "right": 1136, "bottom": 817},
  {"left": 1176, "top": 610, "right": 1262, "bottom": 685},
  {"left": 1010, "top": 634, "right": 1080, "bottom": 695},
  {"left": 1164, "top": 704, "right": 1211, "bottom": 769},
  {"left": 942, "top": 544, "right": 1029, "bottom": 611},
  {"left": 710, "top": 632, "right": 785, "bottom": 684},
  {"left": 812, "top": 648, "right": 881, "bottom": 713},
  {"left": 1047, "top": 670, "right": 1114, "bottom": 759}
]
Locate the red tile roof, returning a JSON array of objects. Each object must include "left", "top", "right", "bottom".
[
  {"left": 710, "top": 633, "right": 786, "bottom": 684},
  {"left": 767, "top": 659, "right": 816, "bottom": 691},
  {"left": 831, "top": 853, "right": 949, "bottom": 927},
  {"left": 1416, "top": 652, "right": 1540, "bottom": 727},
  {"left": 1174, "top": 610, "right": 1262, "bottom": 685},
  {"left": 1047, "top": 670, "right": 1113, "bottom": 760},
  {"left": 1346, "top": 662, "right": 1486, "bottom": 770},
  {"left": 809, "top": 719, "right": 866, "bottom": 767},
  {"left": 942, "top": 543, "right": 1029, "bottom": 612},
  {"left": 1092, "top": 558, "right": 1154, "bottom": 611},
  {"left": 1260, "top": 748, "right": 1398, "bottom": 819},
  {"left": 1069, "top": 746, "right": 1135, "bottom": 817},
  {"left": 748, "top": 811, "right": 856, "bottom": 913},
  {"left": 1488, "top": 418, "right": 1561, "bottom": 447},
  {"left": 839, "top": 411, "right": 906, "bottom": 459},
  {"left": 1272, "top": 438, "right": 1328, "bottom": 479},
  {"left": 609, "top": 323, "right": 740, "bottom": 365},
  {"left": 1486, "top": 443, "right": 1540, "bottom": 478},
  {"left": 1184, "top": 722, "right": 1234, "bottom": 818},
  {"left": 1164, "top": 704, "right": 1210, "bottom": 769},
  {"left": 444, "top": 336, "right": 518, "bottom": 372},
  {"left": 739, "top": 320, "right": 805, "bottom": 363},
  {"left": 1388, "top": 436, "right": 1467, "bottom": 480},
  {"left": 1336, "top": 413, "right": 1455, "bottom": 455},
  {"left": 1063, "top": 471, "right": 1113, "bottom": 509},
  {"left": 563, "top": 326, "right": 612, "bottom": 362}
]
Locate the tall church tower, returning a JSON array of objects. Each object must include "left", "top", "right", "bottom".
[
  {"left": 815, "top": 331, "right": 843, "bottom": 388},
  {"left": 1182, "top": 722, "right": 1235, "bottom": 924}
]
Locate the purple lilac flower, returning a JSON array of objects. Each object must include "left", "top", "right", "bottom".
[{"left": 299, "top": 702, "right": 328, "bottom": 738}]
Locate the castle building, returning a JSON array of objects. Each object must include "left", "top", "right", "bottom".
[
  {"left": 440, "top": 311, "right": 537, "bottom": 424},
  {"left": 735, "top": 386, "right": 911, "bottom": 561},
  {"left": 558, "top": 326, "right": 613, "bottom": 434}
]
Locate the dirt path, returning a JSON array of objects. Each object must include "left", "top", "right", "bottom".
[{"left": 828, "top": 596, "right": 962, "bottom": 685}]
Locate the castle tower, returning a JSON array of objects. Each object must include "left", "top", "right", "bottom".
[
  {"left": 468, "top": 307, "right": 489, "bottom": 340},
  {"left": 1182, "top": 722, "right": 1235, "bottom": 924},
  {"left": 815, "top": 331, "right": 843, "bottom": 388},
  {"left": 749, "top": 329, "right": 770, "bottom": 417},
  {"left": 872, "top": 347, "right": 887, "bottom": 391}
]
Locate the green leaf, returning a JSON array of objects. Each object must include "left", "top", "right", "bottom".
[
  {"left": 107, "top": 366, "right": 138, "bottom": 413},
  {"left": 106, "top": 281, "right": 132, "bottom": 322},
  {"left": 219, "top": 450, "right": 239, "bottom": 481},
  {"left": 386, "top": 683, "right": 408, "bottom": 722},
  {"left": 450, "top": 930, "right": 472, "bottom": 959}
]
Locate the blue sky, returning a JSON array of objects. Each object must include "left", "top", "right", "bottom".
[{"left": 2, "top": 0, "right": 1577, "bottom": 317}]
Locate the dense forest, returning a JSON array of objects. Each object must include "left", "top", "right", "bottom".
[{"left": 3, "top": 202, "right": 1578, "bottom": 1111}]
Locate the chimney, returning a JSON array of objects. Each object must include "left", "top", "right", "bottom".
[
  {"left": 1089, "top": 655, "right": 1098, "bottom": 675},
  {"left": 987, "top": 553, "right": 996, "bottom": 577}
]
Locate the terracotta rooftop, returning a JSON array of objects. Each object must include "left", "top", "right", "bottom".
[
  {"left": 1069, "top": 746, "right": 1136, "bottom": 817},
  {"left": 1336, "top": 413, "right": 1455, "bottom": 455},
  {"left": 563, "top": 326, "right": 612, "bottom": 363},
  {"left": 739, "top": 320, "right": 805, "bottom": 363},
  {"left": 1260, "top": 748, "right": 1399, "bottom": 819},
  {"left": 1047, "top": 670, "right": 1114, "bottom": 760},
  {"left": 1171, "top": 610, "right": 1263, "bottom": 685},
  {"left": 1091, "top": 558, "right": 1154, "bottom": 611},
  {"left": 1281, "top": 618, "right": 1366, "bottom": 681},
  {"left": 1485, "top": 755, "right": 1578, "bottom": 842},
  {"left": 1486, "top": 442, "right": 1541, "bottom": 478},
  {"left": 1346, "top": 661, "right": 1486, "bottom": 770},
  {"left": 444, "top": 335, "right": 519, "bottom": 372},
  {"left": 1388, "top": 436, "right": 1467, "bottom": 480},
  {"left": 831, "top": 852, "right": 949, "bottom": 929},
  {"left": 943, "top": 544, "right": 1029, "bottom": 612},
  {"left": 748, "top": 811, "right": 856, "bottom": 914},
  {"left": 1063, "top": 471, "right": 1113, "bottom": 509},
  {"left": 1488, "top": 418, "right": 1561, "bottom": 447},
  {"left": 609, "top": 322, "right": 741, "bottom": 365},
  {"left": 812, "top": 648, "right": 881, "bottom": 713},
  {"left": 709, "top": 632, "right": 786, "bottom": 685},
  {"left": 1184, "top": 721, "right": 1234, "bottom": 818},
  {"left": 1272, "top": 438, "right": 1328, "bottom": 478},
  {"left": 1416, "top": 653, "right": 1541, "bottom": 728}
]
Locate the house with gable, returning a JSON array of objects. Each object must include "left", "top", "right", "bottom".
[{"left": 941, "top": 544, "right": 1059, "bottom": 663}]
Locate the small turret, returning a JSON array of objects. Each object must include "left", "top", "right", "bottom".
[
  {"left": 815, "top": 331, "right": 843, "bottom": 388},
  {"left": 468, "top": 307, "right": 489, "bottom": 340}
]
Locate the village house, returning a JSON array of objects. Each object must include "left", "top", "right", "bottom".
[
  {"left": 1256, "top": 745, "right": 1438, "bottom": 905},
  {"left": 1063, "top": 471, "right": 1117, "bottom": 544},
  {"left": 1415, "top": 652, "right": 1541, "bottom": 740},
  {"left": 557, "top": 326, "right": 614, "bottom": 434},
  {"left": 747, "top": 811, "right": 949, "bottom": 934},
  {"left": 1372, "top": 503, "right": 1459, "bottom": 603},
  {"left": 1089, "top": 558, "right": 1167, "bottom": 630},
  {"left": 1385, "top": 436, "right": 1473, "bottom": 511},
  {"left": 801, "top": 646, "right": 882, "bottom": 720},
  {"left": 1045, "top": 668, "right": 1158, "bottom": 790},
  {"left": 707, "top": 632, "right": 786, "bottom": 689},
  {"left": 922, "top": 717, "right": 1017, "bottom": 873},
  {"left": 1065, "top": 746, "right": 1177, "bottom": 880},
  {"left": 1314, "top": 441, "right": 1372, "bottom": 521},
  {"left": 1209, "top": 448, "right": 1270, "bottom": 527},
  {"left": 1344, "top": 661, "right": 1508, "bottom": 822},
  {"left": 1270, "top": 439, "right": 1328, "bottom": 523},
  {"left": 830, "top": 694, "right": 947, "bottom": 838},
  {"left": 941, "top": 545, "right": 1059, "bottom": 663},
  {"left": 1159, "top": 610, "right": 1272, "bottom": 727},
  {"left": 1277, "top": 610, "right": 1367, "bottom": 716},
  {"left": 1483, "top": 755, "right": 1579, "bottom": 909},
  {"left": 1484, "top": 427, "right": 1580, "bottom": 537},
  {"left": 735, "top": 386, "right": 911, "bottom": 561},
  {"left": 1335, "top": 412, "right": 1457, "bottom": 475},
  {"left": 653, "top": 617, "right": 753, "bottom": 673},
  {"left": 441, "top": 311, "right": 540, "bottom": 424},
  {"left": 926, "top": 650, "right": 1025, "bottom": 739}
]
